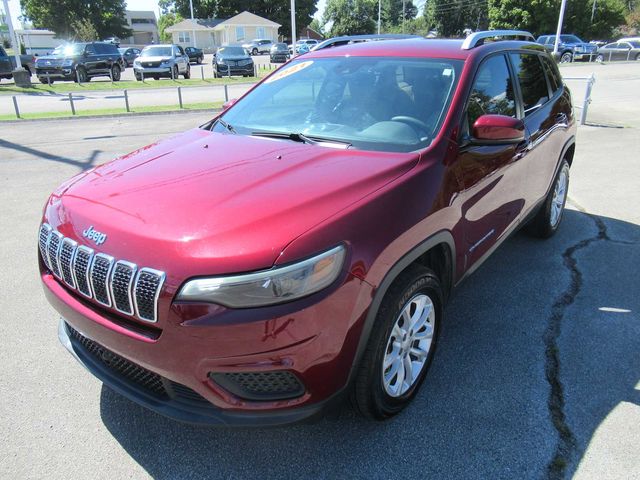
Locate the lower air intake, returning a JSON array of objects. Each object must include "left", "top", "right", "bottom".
[{"left": 210, "top": 371, "right": 305, "bottom": 401}]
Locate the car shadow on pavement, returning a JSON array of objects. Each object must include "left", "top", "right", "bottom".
[
  {"left": 0, "top": 138, "right": 101, "bottom": 171},
  {"left": 99, "top": 209, "right": 639, "bottom": 479}
]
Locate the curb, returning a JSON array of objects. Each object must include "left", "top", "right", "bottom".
[{"left": 1, "top": 107, "right": 222, "bottom": 124}]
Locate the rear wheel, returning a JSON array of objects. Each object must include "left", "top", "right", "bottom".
[
  {"left": 596, "top": 54, "right": 604, "bottom": 63},
  {"left": 351, "top": 265, "right": 442, "bottom": 420},
  {"left": 636, "top": 53, "right": 640, "bottom": 61},
  {"left": 39, "top": 77, "right": 52, "bottom": 84},
  {"left": 526, "top": 160, "right": 570, "bottom": 238},
  {"left": 183, "top": 64, "right": 190, "bottom": 79}
]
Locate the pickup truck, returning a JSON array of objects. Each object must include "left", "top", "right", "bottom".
[{"left": 0, "top": 46, "right": 34, "bottom": 80}]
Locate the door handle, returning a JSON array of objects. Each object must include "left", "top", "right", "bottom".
[{"left": 555, "top": 113, "right": 568, "bottom": 126}]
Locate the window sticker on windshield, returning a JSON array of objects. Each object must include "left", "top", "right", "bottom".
[
  {"left": 264, "top": 61, "right": 314, "bottom": 83},
  {"left": 442, "top": 68, "right": 452, "bottom": 77}
]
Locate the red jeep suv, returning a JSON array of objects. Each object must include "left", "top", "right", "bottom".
[{"left": 39, "top": 31, "right": 575, "bottom": 425}]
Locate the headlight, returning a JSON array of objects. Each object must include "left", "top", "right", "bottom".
[
  {"left": 62, "top": 59, "right": 73, "bottom": 67},
  {"left": 239, "top": 59, "right": 252, "bottom": 66},
  {"left": 176, "top": 245, "right": 345, "bottom": 308},
  {"left": 160, "top": 60, "right": 171, "bottom": 66},
  {"left": 133, "top": 60, "right": 141, "bottom": 66},
  {"left": 574, "top": 45, "right": 584, "bottom": 52}
]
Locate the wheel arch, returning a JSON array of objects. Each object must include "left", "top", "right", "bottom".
[{"left": 348, "top": 230, "right": 456, "bottom": 382}]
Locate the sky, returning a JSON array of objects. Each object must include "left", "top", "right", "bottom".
[{"left": 5, "top": 0, "right": 327, "bottom": 29}]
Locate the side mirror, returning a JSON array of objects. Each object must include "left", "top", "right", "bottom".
[
  {"left": 222, "top": 98, "right": 238, "bottom": 110},
  {"left": 472, "top": 114, "right": 525, "bottom": 144}
]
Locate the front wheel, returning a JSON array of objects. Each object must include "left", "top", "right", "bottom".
[
  {"left": 560, "top": 52, "right": 573, "bottom": 63},
  {"left": 75, "top": 66, "right": 88, "bottom": 83},
  {"left": 526, "top": 160, "right": 570, "bottom": 238},
  {"left": 596, "top": 54, "right": 604, "bottom": 63},
  {"left": 111, "top": 64, "right": 121, "bottom": 81},
  {"left": 636, "top": 53, "right": 640, "bottom": 61},
  {"left": 172, "top": 65, "right": 179, "bottom": 80},
  {"left": 252, "top": 48, "right": 258, "bottom": 56},
  {"left": 183, "top": 65, "right": 190, "bottom": 79},
  {"left": 351, "top": 265, "right": 442, "bottom": 420}
]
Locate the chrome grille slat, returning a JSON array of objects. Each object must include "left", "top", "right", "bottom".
[
  {"left": 47, "top": 231, "right": 63, "bottom": 278},
  {"left": 59, "top": 238, "right": 78, "bottom": 288},
  {"left": 110, "top": 261, "right": 137, "bottom": 315},
  {"left": 134, "top": 268, "right": 165, "bottom": 323},
  {"left": 73, "top": 246, "right": 94, "bottom": 298},
  {"left": 38, "top": 223, "right": 52, "bottom": 269},
  {"left": 39, "top": 224, "right": 164, "bottom": 323},
  {"left": 90, "top": 253, "right": 115, "bottom": 307}
]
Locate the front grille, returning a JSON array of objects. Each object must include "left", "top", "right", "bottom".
[
  {"left": 67, "top": 324, "right": 210, "bottom": 405},
  {"left": 47, "top": 231, "right": 63, "bottom": 278},
  {"left": 210, "top": 371, "right": 305, "bottom": 401},
  {"left": 39, "top": 223, "right": 165, "bottom": 323},
  {"left": 59, "top": 238, "right": 77, "bottom": 287},
  {"left": 134, "top": 268, "right": 164, "bottom": 322},
  {"left": 90, "top": 254, "right": 114, "bottom": 306},
  {"left": 143, "top": 61, "right": 160, "bottom": 67}
]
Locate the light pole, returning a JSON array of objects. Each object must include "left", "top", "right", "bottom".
[
  {"left": 1, "top": 0, "right": 29, "bottom": 86},
  {"left": 402, "top": 0, "right": 406, "bottom": 34},
  {"left": 189, "top": 0, "right": 196, "bottom": 47},
  {"left": 553, "top": 0, "right": 568, "bottom": 57},
  {"left": 290, "top": 0, "right": 297, "bottom": 57},
  {"left": 378, "top": 0, "right": 381, "bottom": 34},
  {"left": 591, "top": 0, "right": 597, "bottom": 23}
]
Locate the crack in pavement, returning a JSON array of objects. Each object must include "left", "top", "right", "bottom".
[{"left": 544, "top": 202, "right": 610, "bottom": 479}]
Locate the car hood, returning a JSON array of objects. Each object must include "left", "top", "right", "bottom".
[
  {"left": 137, "top": 56, "right": 172, "bottom": 62},
  {"left": 45, "top": 129, "right": 419, "bottom": 281},
  {"left": 218, "top": 55, "right": 251, "bottom": 61},
  {"left": 36, "top": 54, "right": 77, "bottom": 62}
]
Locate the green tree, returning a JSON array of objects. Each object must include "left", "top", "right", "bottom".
[
  {"left": 382, "top": 0, "right": 418, "bottom": 29},
  {"left": 323, "top": 0, "right": 377, "bottom": 36},
  {"left": 158, "top": 12, "right": 184, "bottom": 42},
  {"left": 309, "top": 17, "right": 324, "bottom": 36},
  {"left": 158, "top": 0, "right": 318, "bottom": 38},
  {"left": 431, "top": 0, "right": 489, "bottom": 37},
  {"left": 71, "top": 18, "right": 99, "bottom": 41},
  {"left": 20, "top": 0, "right": 132, "bottom": 39}
]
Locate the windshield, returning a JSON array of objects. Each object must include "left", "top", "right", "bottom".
[
  {"left": 218, "top": 47, "right": 246, "bottom": 57},
  {"left": 141, "top": 46, "right": 172, "bottom": 57},
  {"left": 53, "top": 44, "right": 85, "bottom": 56},
  {"left": 214, "top": 57, "right": 462, "bottom": 152},
  {"left": 560, "top": 35, "right": 582, "bottom": 43}
]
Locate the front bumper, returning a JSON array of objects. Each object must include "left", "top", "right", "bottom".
[
  {"left": 43, "top": 266, "right": 371, "bottom": 426},
  {"left": 573, "top": 52, "right": 597, "bottom": 60},
  {"left": 215, "top": 64, "right": 254, "bottom": 76},
  {"left": 134, "top": 66, "right": 172, "bottom": 76},
  {"left": 36, "top": 67, "right": 73, "bottom": 79}
]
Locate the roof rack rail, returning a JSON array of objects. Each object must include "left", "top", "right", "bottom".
[
  {"left": 311, "top": 34, "right": 421, "bottom": 51},
  {"left": 461, "top": 30, "right": 535, "bottom": 50}
]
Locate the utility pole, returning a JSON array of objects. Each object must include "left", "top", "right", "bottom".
[
  {"left": 378, "top": 0, "right": 381, "bottom": 34},
  {"left": 591, "top": 0, "right": 597, "bottom": 23},
  {"left": 553, "top": 0, "right": 568, "bottom": 57},
  {"left": 1, "top": 0, "right": 29, "bottom": 86},
  {"left": 402, "top": 0, "right": 406, "bottom": 33},
  {"left": 189, "top": 0, "right": 197, "bottom": 47},
  {"left": 290, "top": 0, "right": 297, "bottom": 57}
]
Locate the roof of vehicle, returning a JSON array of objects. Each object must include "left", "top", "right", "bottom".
[{"left": 303, "top": 37, "right": 542, "bottom": 61}]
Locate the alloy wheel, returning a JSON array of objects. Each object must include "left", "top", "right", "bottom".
[
  {"left": 382, "top": 293, "right": 435, "bottom": 397},
  {"left": 550, "top": 165, "right": 569, "bottom": 227}
]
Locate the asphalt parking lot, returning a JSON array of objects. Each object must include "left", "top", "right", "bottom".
[{"left": 0, "top": 63, "right": 638, "bottom": 479}]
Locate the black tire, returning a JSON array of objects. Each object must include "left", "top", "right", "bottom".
[
  {"left": 111, "top": 64, "right": 121, "bottom": 81},
  {"left": 636, "top": 53, "right": 640, "bottom": 61},
  {"left": 135, "top": 73, "right": 142, "bottom": 81},
  {"left": 153, "top": 76, "right": 160, "bottom": 80},
  {"left": 76, "top": 66, "right": 88, "bottom": 83},
  {"left": 24, "top": 66, "right": 32, "bottom": 76},
  {"left": 526, "top": 160, "right": 570, "bottom": 238},
  {"left": 197, "top": 57, "right": 202, "bottom": 64},
  {"left": 39, "top": 77, "right": 51, "bottom": 84},
  {"left": 351, "top": 264, "right": 442, "bottom": 420},
  {"left": 183, "top": 65, "right": 190, "bottom": 79},
  {"left": 252, "top": 48, "right": 258, "bottom": 56},
  {"left": 172, "top": 65, "right": 179, "bottom": 80},
  {"left": 214, "top": 72, "right": 221, "bottom": 78},
  {"left": 560, "top": 52, "right": 573, "bottom": 63},
  {"left": 596, "top": 54, "right": 604, "bottom": 63}
]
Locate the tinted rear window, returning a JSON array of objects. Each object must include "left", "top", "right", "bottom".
[
  {"left": 541, "top": 56, "right": 562, "bottom": 93},
  {"left": 510, "top": 53, "right": 549, "bottom": 115}
]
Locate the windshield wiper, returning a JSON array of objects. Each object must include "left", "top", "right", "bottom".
[
  {"left": 251, "top": 130, "right": 351, "bottom": 148},
  {"left": 215, "top": 118, "right": 236, "bottom": 134}
]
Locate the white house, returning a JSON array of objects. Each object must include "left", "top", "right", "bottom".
[
  {"left": 122, "top": 10, "right": 159, "bottom": 45},
  {"left": 165, "top": 11, "right": 280, "bottom": 52},
  {"left": 15, "top": 29, "right": 61, "bottom": 55}
]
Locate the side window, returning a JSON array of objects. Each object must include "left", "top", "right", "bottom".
[
  {"left": 177, "top": 46, "right": 185, "bottom": 56},
  {"left": 85, "top": 44, "right": 96, "bottom": 55},
  {"left": 466, "top": 54, "right": 516, "bottom": 131},
  {"left": 510, "top": 53, "right": 549, "bottom": 115},
  {"left": 541, "top": 56, "right": 562, "bottom": 94}
]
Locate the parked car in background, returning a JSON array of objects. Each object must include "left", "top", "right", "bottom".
[
  {"left": 133, "top": 44, "right": 191, "bottom": 80},
  {"left": 213, "top": 46, "right": 254, "bottom": 77},
  {"left": 536, "top": 34, "right": 598, "bottom": 62},
  {"left": 35, "top": 42, "right": 122, "bottom": 84},
  {"left": 288, "top": 38, "right": 319, "bottom": 54},
  {"left": 242, "top": 39, "right": 273, "bottom": 55},
  {"left": 0, "top": 46, "right": 35, "bottom": 80},
  {"left": 185, "top": 47, "right": 204, "bottom": 64},
  {"left": 619, "top": 36, "right": 640, "bottom": 43},
  {"left": 597, "top": 41, "right": 640, "bottom": 62},
  {"left": 118, "top": 47, "right": 141, "bottom": 67},
  {"left": 270, "top": 42, "right": 290, "bottom": 63},
  {"left": 295, "top": 43, "right": 311, "bottom": 55},
  {"left": 40, "top": 31, "right": 577, "bottom": 426},
  {"left": 103, "top": 37, "right": 120, "bottom": 46}
]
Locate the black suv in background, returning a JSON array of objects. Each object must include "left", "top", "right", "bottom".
[
  {"left": 213, "top": 46, "right": 254, "bottom": 77},
  {"left": 35, "top": 42, "right": 123, "bottom": 83}
]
